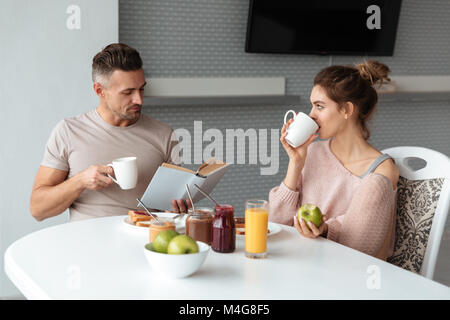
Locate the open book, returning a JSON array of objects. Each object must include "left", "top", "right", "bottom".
[{"left": 139, "top": 158, "right": 231, "bottom": 211}]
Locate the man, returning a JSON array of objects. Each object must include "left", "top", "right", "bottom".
[{"left": 30, "top": 43, "right": 190, "bottom": 222}]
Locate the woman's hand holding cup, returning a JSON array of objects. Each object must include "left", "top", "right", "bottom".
[
  {"left": 281, "top": 111, "right": 319, "bottom": 191},
  {"left": 281, "top": 118, "right": 318, "bottom": 166},
  {"left": 281, "top": 110, "right": 319, "bottom": 165}
]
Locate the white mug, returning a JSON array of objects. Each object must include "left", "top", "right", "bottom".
[
  {"left": 107, "top": 157, "right": 138, "bottom": 190},
  {"left": 283, "top": 110, "right": 319, "bottom": 148}
]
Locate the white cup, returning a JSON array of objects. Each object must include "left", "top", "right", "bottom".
[
  {"left": 107, "top": 157, "right": 138, "bottom": 190},
  {"left": 283, "top": 110, "right": 319, "bottom": 148}
]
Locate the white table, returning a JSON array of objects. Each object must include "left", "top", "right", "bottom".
[{"left": 4, "top": 216, "right": 450, "bottom": 299}]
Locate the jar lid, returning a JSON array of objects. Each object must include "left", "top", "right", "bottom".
[
  {"left": 214, "top": 204, "right": 234, "bottom": 214},
  {"left": 188, "top": 207, "right": 213, "bottom": 217},
  {"left": 149, "top": 217, "right": 175, "bottom": 226}
]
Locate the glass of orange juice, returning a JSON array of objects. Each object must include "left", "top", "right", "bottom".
[{"left": 245, "top": 200, "right": 269, "bottom": 259}]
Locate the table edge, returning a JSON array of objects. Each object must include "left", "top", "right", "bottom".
[{"left": 4, "top": 244, "right": 50, "bottom": 300}]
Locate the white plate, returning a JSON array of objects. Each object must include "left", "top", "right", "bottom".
[
  {"left": 123, "top": 212, "right": 186, "bottom": 232},
  {"left": 236, "top": 222, "right": 282, "bottom": 238}
]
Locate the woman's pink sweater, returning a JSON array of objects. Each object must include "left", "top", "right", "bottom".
[{"left": 269, "top": 139, "right": 397, "bottom": 260}]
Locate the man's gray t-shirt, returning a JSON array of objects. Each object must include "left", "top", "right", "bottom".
[{"left": 41, "top": 109, "right": 180, "bottom": 222}]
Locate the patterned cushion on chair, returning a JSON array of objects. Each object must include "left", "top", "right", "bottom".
[{"left": 387, "top": 176, "right": 444, "bottom": 274}]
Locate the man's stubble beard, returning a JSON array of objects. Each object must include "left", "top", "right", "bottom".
[{"left": 106, "top": 102, "right": 141, "bottom": 121}]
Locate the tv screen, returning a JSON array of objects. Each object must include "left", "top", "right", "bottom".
[{"left": 245, "top": 0, "right": 402, "bottom": 56}]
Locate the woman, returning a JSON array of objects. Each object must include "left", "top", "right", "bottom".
[{"left": 269, "top": 60, "right": 399, "bottom": 261}]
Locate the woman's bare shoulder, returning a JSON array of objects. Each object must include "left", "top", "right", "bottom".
[
  {"left": 366, "top": 145, "right": 399, "bottom": 190},
  {"left": 373, "top": 158, "right": 399, "bottom": 190}
]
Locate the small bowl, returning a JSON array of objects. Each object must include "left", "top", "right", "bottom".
[{"left": 143, "top": 241, "right": 210, "bottom": 278}]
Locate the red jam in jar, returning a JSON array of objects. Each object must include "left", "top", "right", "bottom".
[{"left": 211, "top": 205, "right": 235, "bottom": 253}]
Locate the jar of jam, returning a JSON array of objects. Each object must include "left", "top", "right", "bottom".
[
  {"left": 186, "top": 207, "right": 214, "bottom": 245},
  {"left": 211, "top": 205, "right": 235, "bottom": 253},
  {"left": 149, "top": 218, "right": 175, "bottom": 243}
]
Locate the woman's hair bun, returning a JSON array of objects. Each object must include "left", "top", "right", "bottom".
[{"left": 355, "top": 60, "right": 391, "bottom": 88}]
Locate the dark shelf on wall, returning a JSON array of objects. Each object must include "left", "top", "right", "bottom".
[
  {"left": 378, "top": 91, "right": 450, "bottom": 103},
  {"left": 141, "top": 92, "right": 450, "bottom": 107},
  {"left": 142, "top": 95, "right": 301, "bottom": 107}
]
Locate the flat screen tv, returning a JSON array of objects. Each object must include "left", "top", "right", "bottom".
[{"left": 245, "top": 0, "right": 402, "bottom": 56}]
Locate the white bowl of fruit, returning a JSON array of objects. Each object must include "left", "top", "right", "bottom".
[{"left": 144, "top": 230, "right": 210, "bottom": 278}]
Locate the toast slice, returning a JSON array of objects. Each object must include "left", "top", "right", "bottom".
[
  {"left": 128, "top": 210, "right": 153, "bottom": 223},
  {"left": 136, "top": 220, "right": 152, "bottom": 227}
]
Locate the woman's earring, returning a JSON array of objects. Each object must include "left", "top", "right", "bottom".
[{"left": 344, "top": 115, "right": 348, "bottom": 120}]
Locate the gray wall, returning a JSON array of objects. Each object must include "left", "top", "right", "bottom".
[
  {"left": 119, "top": 0, "right": 450, "bottom": 215},
  {"left": 0, "top": 0, "right": 118, "bottom": 298}
]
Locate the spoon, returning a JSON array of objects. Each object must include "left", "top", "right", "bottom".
[
  {"left": 136, "top": 198, "right": 163, "bottom": 224},
  {"left": 193, "top": 184, "right": 220, "bottom": 207},
  {"left": 185, "top": 184, "right": 195, "bottom": 213}
]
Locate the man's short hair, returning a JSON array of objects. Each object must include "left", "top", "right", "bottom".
[{"left": 92, "top": 43, "right": 143, "bottom": 86}]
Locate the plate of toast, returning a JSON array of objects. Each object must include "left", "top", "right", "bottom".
[
  {"left": 234, "top": 217, "right": 282, "bottom": 237},
  {"left": 124, "top": 210, "right": 187, "bottom": 231}
]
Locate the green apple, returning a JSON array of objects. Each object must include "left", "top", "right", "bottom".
[
  {"left": 167, "top": 235, "right": 199, "bottom": 254},
  {"left": 297, "top": 204, "right": 323, "bottom": 229},
  {"left": 152, "top": 230, "right": 180, "bottom": 253}
]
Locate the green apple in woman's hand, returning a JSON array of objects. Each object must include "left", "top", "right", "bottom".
[{"left": 297, "top": 204, "right": 323, "bottom": 229}]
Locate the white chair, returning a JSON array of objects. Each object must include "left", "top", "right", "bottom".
[{"left": 382, "top": 146, "right": 450, "bottom": 279}]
